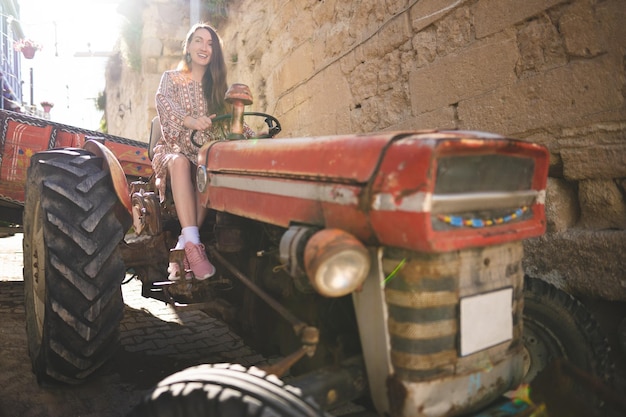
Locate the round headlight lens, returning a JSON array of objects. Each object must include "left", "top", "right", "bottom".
[{"left": 304, "top": 229, "right": 370, "bottom": 297}]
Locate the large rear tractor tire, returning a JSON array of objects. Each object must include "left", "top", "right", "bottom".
[
  {"left": 23, "top": 148, "right": 128, "bottom": 384},
  {"left": 128, "top": 363, "right": 330, "bottom": 417},
  {"left": 522, "top": 276, "right": 612, "bottom": 384}
]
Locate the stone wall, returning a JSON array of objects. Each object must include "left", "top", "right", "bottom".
[
  {"left": 106, "top": 0, "right": 626, "bottom": 301},
  {"left": 105, "top": 0, "right": 190, "bottom": 142}
]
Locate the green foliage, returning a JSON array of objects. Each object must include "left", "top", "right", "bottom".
[
  {"left": 118, "top": 0, "right": 144, "bottom": 71},
  {"left": 96, "top": 91, "right": 106, "bottom": 111},
  {"left": 204, "top": 0, "right": 229, "bottom": 26},
  {"left": 99, "top": 115, "right": 108, "bottom": 133}
]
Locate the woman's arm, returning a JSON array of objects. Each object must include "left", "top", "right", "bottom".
[{"left": 155, "top": 71, "right": 189, "bottom": 147}]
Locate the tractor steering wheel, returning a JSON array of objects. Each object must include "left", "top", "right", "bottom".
[{"left": 190, "top": 112, "right": 281, "bottom": 148}]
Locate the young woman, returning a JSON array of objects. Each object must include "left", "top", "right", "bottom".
[{"left": 152, "top": 23, "right": 253, "bottom": 280}]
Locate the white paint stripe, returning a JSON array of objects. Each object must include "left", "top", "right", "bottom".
[
  {"left": 209, "top": 174, "right": 546, "bottom": 214},
  {"left": 210, "top": 174, "right": 360, "bottom": 206},
  {"left": 372, "top": 192, "right": 432, "bottom": 212}
]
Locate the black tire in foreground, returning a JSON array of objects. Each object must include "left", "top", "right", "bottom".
[
  {"left": 23, "top": 149, "right": 128, "bottom": 384},
  {"left": 522, "top": 276, "right": 612, "bottom": 384},
  {"left": 128, "top": 363, "right": 330, "bottom": 417}
]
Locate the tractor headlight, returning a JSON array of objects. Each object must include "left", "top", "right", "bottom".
[{"left": 304, "top": 229, "right": 370, "bottom": 297}]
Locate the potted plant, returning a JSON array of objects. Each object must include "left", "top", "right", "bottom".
[
  {"left": 14, "top": 38, "right": 42, "bottom": 59},
  {"left": 40, "top": 101, "right": 54, "bottom": 113}
]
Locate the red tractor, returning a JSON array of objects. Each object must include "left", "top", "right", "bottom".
[{"left": 12, "top": 85, "right": 614, "bottom": 416}]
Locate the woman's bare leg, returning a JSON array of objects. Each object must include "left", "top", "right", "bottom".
[
  {"left": 167, "top": 154, "right": 215, "bottom": 280},
  {"left": 168, "top": 155, "right": 196, "bottom": 228}
]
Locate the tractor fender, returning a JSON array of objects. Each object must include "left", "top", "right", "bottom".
[{"left": 84, "top": 139, "right": 132, "bottom": 214}]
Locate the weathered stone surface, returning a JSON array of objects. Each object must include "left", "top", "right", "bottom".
[
  {"left": 376, "top": 81, "right": 411, "bottom": 128},
  {"left": 350, "top": 61, "right": 379, "bottom": 104},
  {"left": 578, "top": 179, "right": 626, "bottom": 230},
  {"left": 142, "top": 38, "right": 163, "bottom": 58},
  {"left": 410, "top": 106, "right": 456, "bottom": 131},
  {"left": 271, "top": 41, "right": 315, "bottom": 95},
  {"left": 409, "top": 32, "right": 518, "bottom": 114},
  {"left": 411, "top": 27, "right": 437, "bottom": 68},
  {"left": 378, "top": 50, "right": 403, "bottom": 92},
  {"left": 435, "top": 6, "right": 471, "bottom": 56},
  {"left": 409, "top": 0, "right": 461, "bottom": 32},
  {"left": 545, "top": 178, "right": 579, "bottom": 233},
  {"left": 559, "top": 126, "right": 626, "bottom": 180},
  {"left": 515, "top": 15, "right": 567, "bottom": 78},
  {"left": 458, "top": 55, "right": 624, "bottom": 136},
  {"left": 473, "top": 0, "right": 566, "bottom": 39},
  {"left": 304, "top": 65, "right": 353, "bottom": 135},
  {"left": 597, "top": 0, "right": 626, "bottom": 52},
  {"left": 377, "top": 12, "right": 411, "bottom": 56},
  {"left": 559, "top": 0, "right": 605, "bottom": 57},
  {"left": 103, "top": 0, "right": 626, "bottom": 307},
  {"left": 523, "top": 229, "right": 626, "bottom": 301}
]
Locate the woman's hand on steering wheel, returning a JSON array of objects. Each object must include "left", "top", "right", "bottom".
[{"left": 184, "top": 114, "right": 216, "bottom": 131}]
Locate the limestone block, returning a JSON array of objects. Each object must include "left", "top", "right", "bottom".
[
  {"left": 412, "top": 106, "right": 456, "bottom": 130},
  {"left": 388, "top": 0, "right": 410, "bottom": 15},
  {"left": 309, "top": 70, "right": 353, "bottom": 134},
  {"left": 155, "top": 1, "right": 188, "bottom": 28},
  {"left": 314, "top": 0, "right": 341, "bottom": 25},
  {"left": 350, "top": 62, "right": 379, "bottom": 103},
  {"left": 156, "top": 58, "right": 180, "bottom": 74},
  {"left": 339, "top": 50, "right": 359, "bottom": 75},
  {"left": 473, "top": 0, "right": 566, "bottom": 39},
  {"left": 352, "top": 0, "right": 386, "bottom": 34},
  {"left": 411, "top": 28, "right": 437, "bottom": 68},
  {"left": 515, "top": 16, "right": 567, "bottom": 77},
  {"left": 435, "top": 7, "right": 471, "bottom": 56},
  {"left": 142, "top": 38, "right": 163, "bottom": 58},
  {"left": 376, "top": 82, "right": 411, "bottom": 128},
  {"left": 578, "top": 179, "right": 626, "bottom": 230},
  {"left": 545, "top": 177, "right": 579, "bottom": 233},
  {"left": 350, "top": 98, "right": 379, "bottom": 133},
  {"left": 377, "top": 12, "right": 410, "bottom": 56},
  {"left": 597, "top": 0, "right": 626, "bottom": 52},
  {"left": 324, "top": 21, "right": 355, "bottom": 58},
  {"left": 378, "top": 50, "right": 403, "bottom": 90},
  {"left": 409, "top": 33, "right": 518, "bottom": 114},
  {"left": 161, "top": 38, "right": 184, "bottom": 57},
  {"left": 409, "top": 0, "right": 462, "bottom": 32},
  {"left": 400, "top": 48, "right": 416, "bottom": 78},
  {"left": 559, "top": 0, "right": 605, "bottom": 57},
  {"left": 270, "top": 41, "right": 314, "bottom": 94},
  {"left": 144, "top": 57, "right": 158, "bottom": 75},
  {"left": 458, "top": 55, "right": 624, "bottom": 135},
  {"left": 560, "top": 132, "right": 626, "bottom": 180},
  {"left": 523, "top": 229, "right": 626, "bottom": 301}
]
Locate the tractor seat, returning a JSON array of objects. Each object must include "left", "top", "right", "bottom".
[{"left": 148, "top": 116, "right": 161, "bottom": 160}]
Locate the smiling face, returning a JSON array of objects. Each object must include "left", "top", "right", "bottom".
[{"left": 186, "top": 27, "right": 213, "bottom": 69}]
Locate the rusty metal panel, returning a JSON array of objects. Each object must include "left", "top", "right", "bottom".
[
  {"left": 0, "top": 110, "right": 150, "bottom": 210},
  {"left": 199, "top": 131, "right": 548, "bottom": 254},
  {"left": 202, "top": 133, "right": 397, "bottom": 182},
  {"left": 382, "top": 242, "right": 525, "bottom": 416}
]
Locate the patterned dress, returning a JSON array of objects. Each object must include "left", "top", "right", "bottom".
[{"left": 152, "top": 70, "right": 254, "bottom": 201}]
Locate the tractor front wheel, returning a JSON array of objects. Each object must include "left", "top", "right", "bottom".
[{"left": 129, "top": 363, "right": 329, "bottom": 417}]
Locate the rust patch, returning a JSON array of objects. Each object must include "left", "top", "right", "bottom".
[{"left": 387, "top": 373, "right": 408, "bottom": 417}]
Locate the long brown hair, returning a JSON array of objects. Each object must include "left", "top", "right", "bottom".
[{"left": 178, "top": 23, "right": 228, "bottom": 115}]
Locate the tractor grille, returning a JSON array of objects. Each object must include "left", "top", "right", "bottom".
[{"left": 383, "top": 242, "right": 524, "bottom": 381}]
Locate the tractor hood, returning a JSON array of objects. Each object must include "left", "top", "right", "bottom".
[{"left": 197, "top": 130, "right": 548, "bottom": 253}]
